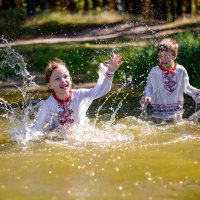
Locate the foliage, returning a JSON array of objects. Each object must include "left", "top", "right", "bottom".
[
  {"left": 0, "top": 8, "right": 26, "bottom": 24},
  {"left": 0, "top": 0, "right": 199, "bottom": 21},
  {"left": 175, "top": 32, "right": 200, "bottom": 87}
]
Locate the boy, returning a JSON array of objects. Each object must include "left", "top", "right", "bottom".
[{"left": 140, "top": 38, "right": 200, "bottom": 123}]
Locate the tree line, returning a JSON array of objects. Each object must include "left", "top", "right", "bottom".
[{"left": 0, "top": 0, "right": 199, "bottom": 21}]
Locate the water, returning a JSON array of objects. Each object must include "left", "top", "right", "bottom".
[
  {"left": 0, "top": 116, "right": 200, "bottom": 200},
  {"left": 0, "top": 46, "right": 200, "bottom": 200},
  {"left": 140, "top": 101, "right": 149, "bottom": 120}
]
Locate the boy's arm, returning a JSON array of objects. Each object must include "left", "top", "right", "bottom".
[
  {"left": 183, "top": 70, "right": 200, "bottom": 103},
  {"left": 185, "top": 83, "right": 200, "bottom": 103}
]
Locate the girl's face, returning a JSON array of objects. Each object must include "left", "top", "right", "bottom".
[
  {"left": 47, "top": 65, "right": 72, "bottom": 98},
  {"left": 158, "top": 51, "right": 176, "bottom": 68}
]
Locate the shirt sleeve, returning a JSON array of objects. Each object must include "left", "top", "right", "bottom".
[
  {"left": 74, "top": 63, "right": 114, "bottom": 119},
  {"left": 81, "top": 63, "right": 114, "bottom": 100},
  {"left": 31, "top": 101, "right": 50, "bottom": 132},
  {"left": 183, "top": 69, "right": 200, "bottom": 103}
]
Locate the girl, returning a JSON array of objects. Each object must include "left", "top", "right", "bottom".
[{"left": 32, "top": 54, "right": 122, "bottom": 132}]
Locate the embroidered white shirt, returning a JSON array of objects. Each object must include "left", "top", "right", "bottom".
[
  {"left": 144, "top": 64, "right": 200, "bottom": 119},
  {"left": 32, "top": 64, "right": 114, "bottom": 131}
]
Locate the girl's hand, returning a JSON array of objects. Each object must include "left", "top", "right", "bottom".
[{"left": 105, "top": 54, "right": 123, "bottom": 72}]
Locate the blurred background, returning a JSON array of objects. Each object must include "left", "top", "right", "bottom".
[
  {"left": 0, "top": 0, "right": 200, "bottom": 89},
  {"left": 0, "top": 0, "right": 199, "bottom": 19}
]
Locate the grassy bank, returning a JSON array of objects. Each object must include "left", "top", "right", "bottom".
[
  {"left": 0, "top": 9, "right": 132, "bottom": 40},
  {"left": 0, "top": 32, "right": 200, "bottom": 88},
  {"left": 1, "top": 8, "right": 199, "bottom": 41}
]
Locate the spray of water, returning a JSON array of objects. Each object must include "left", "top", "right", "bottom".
[
  {"left": 140, "top": 101, "right": 149, "bottom": 120},
  {"left": 0, "top": 38, "right": 39, "bottom": 142},
  {"left": 188, "top": 103, "right": 200, "bottom": 121},
  {"left": 1, "top": 36, "right": 198, "bottom": 147},
  {"left": 0, "top": 41, "right": 133, "bottom": 145}
]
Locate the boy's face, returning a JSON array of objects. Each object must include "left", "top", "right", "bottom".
[
  {"left": 158, "top": 51, "right": 176, "bottom": 68},
  {"left": 47, "top": 65, "right": 72, "bottom": 98}
]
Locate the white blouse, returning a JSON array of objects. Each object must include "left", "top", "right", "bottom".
[
  {"left": 32, "top": 63, "right": 114, "bottom": 132},
  {"left": 144, "top": 64, "right": 200, "bottom": 119}
]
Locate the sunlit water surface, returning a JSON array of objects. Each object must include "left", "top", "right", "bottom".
[{"left": 0, "top": 102, "right": 200, "bottom": 200}]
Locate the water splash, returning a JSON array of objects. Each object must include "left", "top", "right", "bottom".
[
  {"left": 94, "top": 71, "right": 130, "bottom": 126},
  {"left": 140, "top": 102, "right": 149, "bottom": 120},
  {"left": 188, "top": 103, "right": 200, "bottom": 121},
  {"left": 0, "top": 44, "right": 133, "bottom": 146},
  {"left": 1, "top": 46, "right": 36, "bottom": 100},
  {"left": 43, "top": 123, "right": 133, "bottom": 149},
  {"left": 0, "top": 40, "right": 38, "bottom": 142}
]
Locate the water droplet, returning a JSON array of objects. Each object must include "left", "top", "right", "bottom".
[{"left": 118, "top": 186, "right": 123, "bottom": 190}]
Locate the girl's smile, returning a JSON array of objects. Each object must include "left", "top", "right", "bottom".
[{"left": 47, "top": 65, "right": 72, "bottom": 99}]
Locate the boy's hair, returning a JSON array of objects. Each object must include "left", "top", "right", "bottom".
[
  {"left": 157, "top": 38, "right": 179, "bottom": 57},
  {"left": 45, "top": 58, "right": 69, "bottom": 83}
]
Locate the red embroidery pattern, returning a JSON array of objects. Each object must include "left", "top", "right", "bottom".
[
  {"left": 162, "top": 71, "right": 177, "bottom": 92},
  {"left": 159, "top": 64, "right": 177, "bottom": 93},
  {"left": 52, "top": 92, "right": 74, "bottom": 125},
  {"left": 58, "top": 104, "right": 74, "bottom": 125}
]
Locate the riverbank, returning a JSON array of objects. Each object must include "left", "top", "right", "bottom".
[{"left": 1, "top": 16, "right": 199, "bottom": 47}]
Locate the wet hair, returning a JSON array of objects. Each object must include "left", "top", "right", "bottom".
[
  {"left": 157, "top": 38, "right": 179, "bottom": 57},
  {"left": 45, "top": 58, "right": 70, "bottom": 83}
]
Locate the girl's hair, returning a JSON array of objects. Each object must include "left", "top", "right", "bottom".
[
  {"left": 45, "top": 58, "right": 70, "bottom": 83},
  {"left": 157, "top": 38, "right": 179, "bottom": 57}
]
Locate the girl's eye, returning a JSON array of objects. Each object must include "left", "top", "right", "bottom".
[
  {"left": 55, "top": 77, "right": 60, "bottom": 81},
  {"left": 64, "top": 75, "right": 69, "bottom": 79}
]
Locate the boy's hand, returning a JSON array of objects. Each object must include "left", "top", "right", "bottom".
[
  {"left": 105, "top": 54, "right": 123, "bottom": 72},
  {"left": 140, "top": 97, "right": 151, "bottom": 105}
]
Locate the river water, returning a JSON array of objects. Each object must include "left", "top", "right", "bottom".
[{"left": 0, "top": 89, "right": 200, "bottom": 200}]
